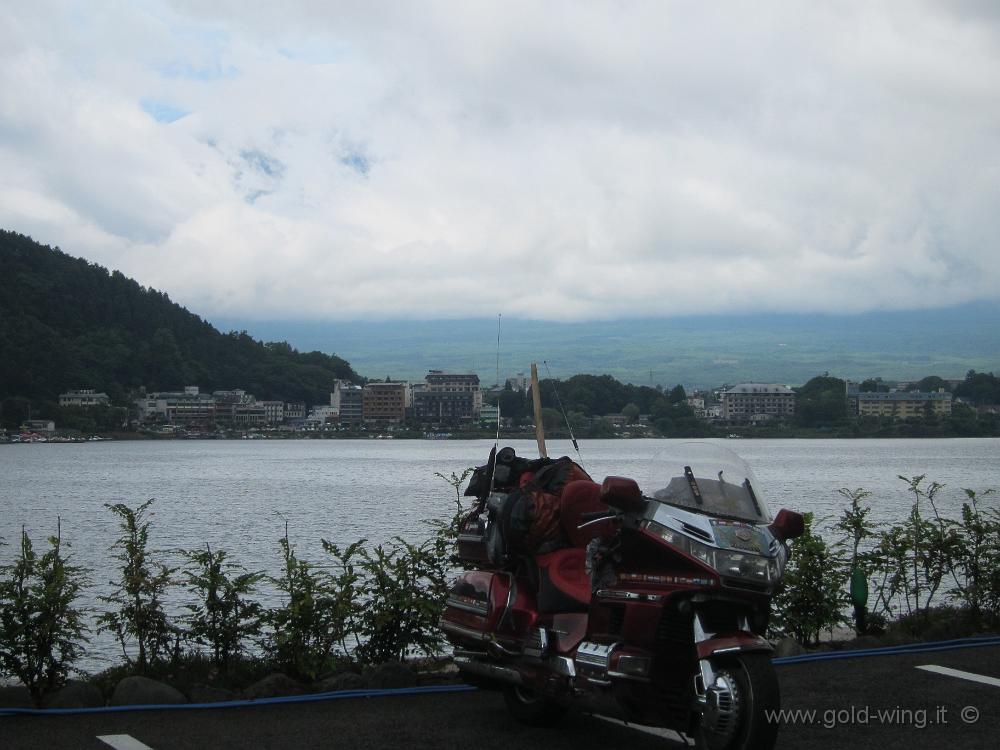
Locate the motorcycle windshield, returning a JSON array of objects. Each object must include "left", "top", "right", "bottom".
[{"left": 646, "top": 442, "right": 772, "bottom": 523}]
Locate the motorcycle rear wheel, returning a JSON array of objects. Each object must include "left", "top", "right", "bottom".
[
  {"left": 502, "top": 685, "right": 568, "bottom": 727},
  {"left": 694, "top": 652, "right": 779, "bottom": 750}
]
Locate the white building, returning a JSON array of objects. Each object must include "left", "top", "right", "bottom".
[
  {"left": 135, "top": 387, "right": 216, "bottom": 426},
  {"left": 59, "top": 389, "right": 110, "bottom": 408},
  {"left": 721, "top": 383, "right": 795, "bottom": 422},
  {"left": 258, "top": 400, "right": 285, "bottom": 424}
]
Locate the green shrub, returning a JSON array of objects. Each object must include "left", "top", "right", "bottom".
[
  {"left": 948, "top": 488, "right": 1000, "bottom": 621},
  {"left": 833, "top": 487, "right": 880, "bottom": 632},
  {"left": 770, "top": 512, "right": 848, "bottom": 645},
  {"left": 263, "top": 521, "right": 355, "bottom": 680},
  {"left": 97, "top": 499, "right": 176, "bottom": 672},
  {"left": 0, "top": 522, "right": 88, "bottom": 705},
  {"left": 180, "top": 545, "right": 264, "bottom": 676},
  {"left": 351, "top": 526, "right": 454, "bottom": 664}
]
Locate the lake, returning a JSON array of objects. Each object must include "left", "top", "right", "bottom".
[{"left": 1, "top": 437, "right": 998, "bottom": 670}]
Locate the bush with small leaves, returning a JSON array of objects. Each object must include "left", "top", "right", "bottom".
[
  {"left": 180, "top": 544, "right": 264, "bottom": 676},
  {"left": 0, "top": 522, "right": 88, "bottom": 706},
  {"left": 97, "top": 499, "right": 176, "bottom": 672},
  {"left": 263, "top": 521, "right": 352, "bottom": 681},
  {"left": 770, "top": 513, "right": 849, "bottom": 646},
  {"left": 352, "top": 527, "right": 454, "bottom": 665}
]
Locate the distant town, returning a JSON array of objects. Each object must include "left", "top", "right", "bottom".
[{"left": 6, "top": 369, "right": 999, "bottom": 442}]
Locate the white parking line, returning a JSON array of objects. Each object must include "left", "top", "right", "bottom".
[
  {"left": 96, "top": 735, "right": 156, "bottom": 750},
  {"left": 916, "top": 665, "right": 1000, "bottom": 688},
  {"left": 596, "top": 715, "right": 689, "bottom": 743}
]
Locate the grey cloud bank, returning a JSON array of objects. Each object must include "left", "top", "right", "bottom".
[{"left": 1, "top": 1, "right": 998, "bottom": 321}]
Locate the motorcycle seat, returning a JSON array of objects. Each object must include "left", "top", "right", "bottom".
[
  {"left": 535, "top": 548, "right": 591, "bottom": 609},
  {"left": 560, "top": 480, "right": 615, "bottom": 547}
]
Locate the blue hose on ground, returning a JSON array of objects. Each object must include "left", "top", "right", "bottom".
[
  {"left": 0, "top": 684, "right": 478, "bottom": 717},
  {"left": 772, "top": 633, "right": 1000, "bottom": 665},
  {"left": 3, "top": 635, "right": 999, "bottom": 717}
]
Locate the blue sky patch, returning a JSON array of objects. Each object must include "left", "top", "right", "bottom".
[
  {"left": 341, "top": 150, "right": 371, "bottom": 177},
  {"left": 240, "top": 149, "right": 285, "bottom": 179},
  {"left": 140, "top": 99, "right": 189, "bottom": 123}
]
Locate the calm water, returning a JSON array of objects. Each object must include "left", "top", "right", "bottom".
[{"left": 2, "top": 438, "right": 998, "bottom": 670}]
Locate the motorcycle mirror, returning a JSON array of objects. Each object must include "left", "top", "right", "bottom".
[
  {"left": 769, "top": 509, "right": 805, "bottom": 541},
  {"left": 600, "top": 476, "right": 646, "bottom": 512}
]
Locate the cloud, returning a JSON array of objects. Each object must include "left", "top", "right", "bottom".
[{"left": 1, "top": 1, "right": 999, "bottom": 321}]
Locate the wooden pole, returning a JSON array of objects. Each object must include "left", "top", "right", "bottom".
[{"left": 531, "top": 362, "right": 547, "bottom": 458}]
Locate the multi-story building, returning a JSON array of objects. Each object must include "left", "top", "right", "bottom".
[
  {"left": 362, "top": 382, "right": 408, "bottom": 427},
  {"left": 307, "top": 405, "right": 339, "bottom": 427},
  {"left": 479, "top": 404, "right": 499, "bottom": 426},
  {"left": 721, "top": 383, "right": 795, "bottom": 423},
  {"left": 331, "top": 381, "right": 364, "bottom": 427},
  {"left": 258, "top": 400, "right": 284, "bottom": 425},
  {"left": 59, "top": 389, "right": 110, "bottom": 408},
  {"left": 686, "top": 396, "right": 706, "bottom": 418},
  {"left": 135, "top": 386, "right": 216, "bottom": 428},
  {"left": 856, "top": 390, "right": 952, "bottom": 420},
  {"left": 284, "top": 402, "right": 306, "bottom": 421},
  {"left": 232, "top": 402, "right": 267, "bottom": 427},
  {"left": 212, "top": 389, "right": 253, "bottom": 426},
  {"left": 412, "top": 371, "right": 482, "bottom": 423}
]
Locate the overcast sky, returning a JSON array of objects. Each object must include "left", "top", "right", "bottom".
[{"left": 2, "top": 1, "right": 999, "bottom": 321}]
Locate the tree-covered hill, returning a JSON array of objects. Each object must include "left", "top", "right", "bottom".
[{"left": 0, "top": 230, "right": 360, "bottom": 426}]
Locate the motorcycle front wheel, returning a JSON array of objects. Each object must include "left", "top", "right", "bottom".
[
  {"left": 694, "top": 652, "right": 780, "bottom": 750},
  {"left": 502, "top": 684, "right": 568, "bottom": 727}
]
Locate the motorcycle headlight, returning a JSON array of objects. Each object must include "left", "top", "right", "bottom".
[
  {"left": 646, "top": 521, "right": 779, "bottom": 582},
  {"left": 715, "top": 549, "right": 778, "bottom": 582}
]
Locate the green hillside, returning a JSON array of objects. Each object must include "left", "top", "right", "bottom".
[{"left": 0, "top": 230, "right": 360, "bottom": 429}]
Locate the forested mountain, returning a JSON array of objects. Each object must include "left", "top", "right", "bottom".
[{"left": 0, "top": 230, "right": 359, "bottom": 427}]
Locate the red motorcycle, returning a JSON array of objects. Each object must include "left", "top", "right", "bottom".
[{"left": 441, "top": 442, "right": 804, "bottom": 750}]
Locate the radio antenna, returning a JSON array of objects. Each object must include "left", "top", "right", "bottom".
[
  {"left": 543, "top": 360, "right": 584, "bottom": 467},
  {"left": 488, "top": 314, "right": 502, "bottom": 491}
]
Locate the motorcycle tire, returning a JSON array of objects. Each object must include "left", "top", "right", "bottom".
[
  {"left": 502, "top": 685, "right": 568, "bottom": 727},
  {"left": 694, "top": 652, "right": 780, "bottom": 750}
]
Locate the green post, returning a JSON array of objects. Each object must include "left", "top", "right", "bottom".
[{"left": 850, "top": 567, "right": 869, "bottom": 634}]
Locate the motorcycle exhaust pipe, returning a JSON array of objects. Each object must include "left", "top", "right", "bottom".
[{"left": 453, "top": 657, "right": 524, "bottom": 687}]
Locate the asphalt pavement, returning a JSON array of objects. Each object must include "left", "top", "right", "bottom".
[{"left": 2, "top": 645, "right": 998, "bottom": 750}]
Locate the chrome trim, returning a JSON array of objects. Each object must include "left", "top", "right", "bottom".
[
  {"left": 577, "top": 514, "right": 616, "bottom": 529},
  {"left": 549, "top": 655, "right": 577, "bottom": 677},
  {"left": 487, "top": 640, "right": 521, "bottom": 658},
  {"left": 595, "top": 589, "right": 663, "bottom": 602},
  {"left": 576, "top": 641, "right": 615, "bottom": 668},
  {"left": 607, "top": 670, "right": 652, "bottom": 683},
  {"left": 698, "top": 658, "right": 717, "bottom": 692},
  {"left": 694, "top": 611, "right": 714, "bottom": 643},
  {"left": 712, "top": 646, "right": 743, "bottom": 654},
  {"left": 453, "top": 657, "right": 524, "bottom": 686},
  {"left": 496, "top": 573, "right": 517, "bottom": 632},
  {"left": 445, "top": 598, "right": 489, "bottom": 615},
  {"left": 523, "top": 627, "right": 548, "bottom": 660},
  {"left": 453, "top": 649, "right": 489, "bottom": 658},
  {"left": 441, "top": 621, "right": 490, "bottom": 642}
]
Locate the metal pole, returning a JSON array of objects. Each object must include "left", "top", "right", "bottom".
[{"left": 531, "top": 362, "right": 547, "bottom": 458}]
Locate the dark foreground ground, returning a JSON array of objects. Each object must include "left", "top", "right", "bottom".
[{"left": 2, "top": 645, "right": 998, "bottom": 750}]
